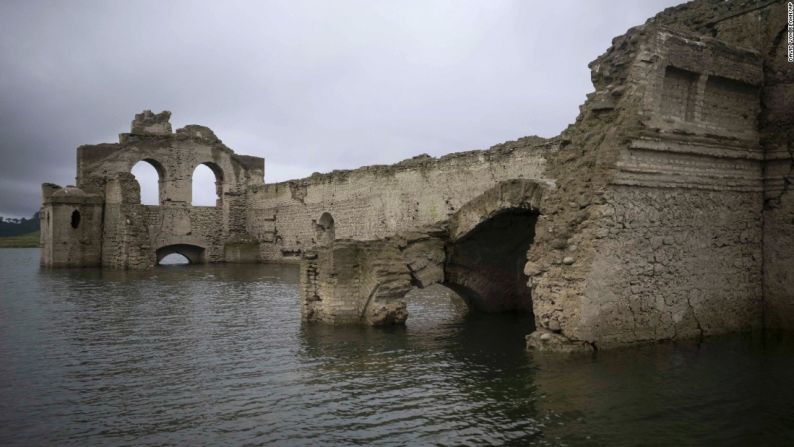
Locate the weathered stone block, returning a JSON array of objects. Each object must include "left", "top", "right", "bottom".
[{"left": 131, "top": 110, "right": 172, "bottom": 135}]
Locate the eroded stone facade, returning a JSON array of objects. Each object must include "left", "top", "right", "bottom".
[
  {"left": 41, "top": 0, "right": 792, "bottom": 350},
  {"left": 296, "top": 0, "right": 791, "bottom": 351},
  {"left": 41, "top": 110, "right": 265, "bottom": 269}
]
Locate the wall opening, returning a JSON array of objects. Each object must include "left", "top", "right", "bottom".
[
  {"left": 131, "top": 159, "right": 164, "bottom": 205},
  {"left": 159, "top": 253, "right": 190, "bottom": 265},
  {"left": 445, "top": 209, "right": 537, "bottom": 319},
  {"left": 70, "top": 210, "right": 81, "bottom": 229},
  {"left": 191, "top": 163, "right": 223, "bottom": 207},
  {"left": 315, "top": 212, "right": 335, "bottom": 245}
]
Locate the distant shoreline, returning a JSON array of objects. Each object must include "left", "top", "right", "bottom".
[{"left": 0, "top": 231, "right": 40, "bottom": 248}]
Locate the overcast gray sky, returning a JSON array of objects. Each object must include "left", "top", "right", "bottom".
[{"left": 0, "top": 0, "right": 685, "bottom": 217}]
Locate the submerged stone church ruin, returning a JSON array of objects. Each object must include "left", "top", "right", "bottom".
[{"left": 41, "top": 0, "right": 792, "bottom": 350}]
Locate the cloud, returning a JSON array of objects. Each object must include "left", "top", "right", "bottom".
[{"left": 0, "top": 0, "right": 685, "bottom": 217}]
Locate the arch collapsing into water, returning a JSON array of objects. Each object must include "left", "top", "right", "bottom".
[
  {"left": 445, "top": 209, "right": 537, "bottom": 314},
  {"left": 300, "top": 179, "right": 546, "bottom": 327},
  {"left": 442, "top": 179, "right": 544, "bottom": 318}
]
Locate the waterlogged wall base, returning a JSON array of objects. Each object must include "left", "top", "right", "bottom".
[{"left": 41, "top": 0, "right": 793, "bottom": 350}]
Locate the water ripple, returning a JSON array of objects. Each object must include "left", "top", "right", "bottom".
[{"left": 2, "top": 249, "right": 794, "bottom": 446}]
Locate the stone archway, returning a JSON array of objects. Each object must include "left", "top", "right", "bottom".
[
  {"left": 444, "top": 179, "right": 544, "bottom": 313},
  {"left": 300, "top": 179, "right": 547, "bottom": 327},
  {"left": 445, "top": 208, "right": 538, "bottom": 313}
]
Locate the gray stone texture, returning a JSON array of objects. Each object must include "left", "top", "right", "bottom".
[
  {"left": 41, "top": 110, "right": 265, "bottom": 269},
  {"left": 41, "top": 0, "right": 793, "bottom": 350}
]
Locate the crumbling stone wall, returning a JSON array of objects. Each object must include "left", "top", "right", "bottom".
[
  {"left": 40, "top": 185, "right": 103, "bottom": 267},
  {"left": 251, "top": 138, "right": 554, "bottom": 262},
  {"left": 301, "top": 219, "right": 452, "bottom": 326},
  {"left": 580, "top": 188, "right": 763, "bottom": 345},
  {"left": 41, "top": 111, "right": 265, "bottom": 268},
  {"left": 646, "top": 0, "right": 792, "bottom": 331},
  {"left": 298, "top": 0, "right": 787, "bottom": 351},
  {"left": 301, "top": 240, "right": 413, "bottom": 326},
  {"left": 301, "top": 180, "right": 545, "bottom": 326},
  {"left": 527, "top": 24, "right": 767, "bottom": 350},
  {"left": 42, "top": 0, "right": 792, "bottom": 351}
]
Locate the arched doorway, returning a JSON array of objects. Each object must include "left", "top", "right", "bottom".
[
  {"left": 445, "top": 209, "right": 537, "bottom": 314},
  {"left": 131, "top": 159, "right": 165, "bottom": 205},
  {"left": 191, "top": 162, "right": 223, "bottom": 206},
  {"left": 155, "top": 244, "right": 207, "bottom": 265}
]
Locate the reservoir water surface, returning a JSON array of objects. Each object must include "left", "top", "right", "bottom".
[{"left": 1, "top": 248, "right": 793, "bottom": 446}]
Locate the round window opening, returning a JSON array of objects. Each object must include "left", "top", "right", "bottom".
[{"left": 71, "top": 210, "right": 81, "bottom": 229}]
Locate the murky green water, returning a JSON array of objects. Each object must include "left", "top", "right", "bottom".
[{"left": 1, "top": 248, "right": 794, "bottom": 446}]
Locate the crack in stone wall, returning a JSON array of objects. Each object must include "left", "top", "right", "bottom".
[{"left": 41, "top": 0, "right": 792, "bottom": 351}]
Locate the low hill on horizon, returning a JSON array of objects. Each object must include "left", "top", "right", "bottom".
[{"left": 0, "top": 212, "right": 40, "bottom": 237}]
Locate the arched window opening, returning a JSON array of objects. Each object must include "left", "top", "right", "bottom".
[
  {"left": 70, "top": 210, "right": 81, "bottom": 229},
  {"left": 159, "top": 253, "right": 190, "bottom": 265},
  {"left": 192, "top": 163, "right": 222, "bottom": 206},
  {"left": 131, "top": 160, "right": 163, "bottom": 205}
]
